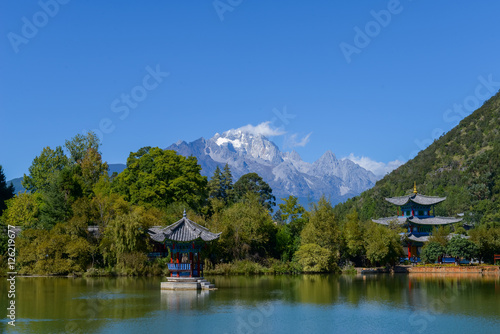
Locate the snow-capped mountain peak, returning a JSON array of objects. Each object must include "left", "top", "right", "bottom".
[
  {"left": 212, "top": 130, "right": 283, "bottom": 164},
  {"left": 167, "top": 127, "right": 377, "bottom": 205}
]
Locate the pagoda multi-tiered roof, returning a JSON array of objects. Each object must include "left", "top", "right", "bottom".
[
  {"left": 372, "top": 183, "right": 463, "bottom": 257},
  {"left": 373, "top": 183, "right": 462, "bottom": 227},
  {"left": 384, "top": 193, "right": 447, "bottom": 206}
]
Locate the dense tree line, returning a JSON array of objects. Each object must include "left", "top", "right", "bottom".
[{"left": 1, "top": 129, "right": 500, "bottom": 276}]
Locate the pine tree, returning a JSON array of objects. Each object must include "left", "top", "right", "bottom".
[
  {"left": 208, "top": 166, "right": 223, "bottom": 199},
  {"left": 208, "top": 164, "right": 234, "bottom": 204},
  {"left": 0, "top": 165, "right": 15, "bottom": 216},
  {"left": 233, "top": 172, "right": 276, "bottom": 210},
  {"left": 221, "top": 163, "right": 234, "bottom": 203}
]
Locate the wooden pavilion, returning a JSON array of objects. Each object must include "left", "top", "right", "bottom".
[{"left": 148, "top": 210, "right": 221, "bottom": 278}]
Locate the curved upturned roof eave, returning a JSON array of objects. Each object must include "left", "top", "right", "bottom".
[
  {"left": 372, "top": 216, "right": 407, "bottom": 225},
  {"left": 148, "top": 217, "right": 221, "bottom": 243},
  {"left": 408, "top": 216, "right": 463, "bottom": 225},
  {"left": 385, "top": 194, "right": 447, "bottom": 206}
]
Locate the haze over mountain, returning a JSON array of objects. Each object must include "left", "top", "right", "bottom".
[{"left": 167, "top": 127, "right": 378, "bottom": 204}]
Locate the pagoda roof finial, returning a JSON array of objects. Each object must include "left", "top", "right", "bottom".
[
  {"left": 183, "top": 209, "right": 187, "bottom": 218},
  {"left": 413, "top": 182, "right": 417, "bottom": 194}
]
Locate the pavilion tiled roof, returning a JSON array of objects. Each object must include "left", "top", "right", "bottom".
[
  {"left": 385, "top": 193, "right": 447, "bottom": 206},
  {"left": 148, "top": 211, "right": 221, "bottom": 243},
  {"left": 405, "top": 233, "right": 469, "bottom": 243},
  {"left": 406, "top": 234, "right": 430, "bottom": 243},
  {"left": 373, "top": 215, "right": 462, "bottom": 226},
  {"left": 408, "top": 216, "right": 462, "bottom": 225},
  {"left": 372, "top": 216, "right": 407, "bottom": 226}
]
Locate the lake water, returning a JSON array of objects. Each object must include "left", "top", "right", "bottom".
[{"left": 1, "top": 274, "right": 499, "bottom": 333}]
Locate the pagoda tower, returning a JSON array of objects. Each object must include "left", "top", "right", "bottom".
[{"left": 372, "top": 183, "right": 462, "bottom": 260}]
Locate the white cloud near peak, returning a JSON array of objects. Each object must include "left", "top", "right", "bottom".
[
  {"left": 228, "top": 121, "right": 312, "bottom": 148},
  {"left": 344, "top": 153, "right": 404, "bottom": 178},
  {"left": 235, "top": 121, "right": 286, "bottom": 137},
  {"left": 285, "top": 132, "right": 313, "bottom": 148}
]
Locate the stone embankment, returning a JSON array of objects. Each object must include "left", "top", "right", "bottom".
[
  {"left": 408, "top": 265, "right": 499, "bottom": 275},
  {"left": 355, "top": 266, "right": 500, "bottom": 275}
]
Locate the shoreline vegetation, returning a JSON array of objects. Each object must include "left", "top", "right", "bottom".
[
  {"left": 2, "top": 262, "right": 499, "bottom": 278},
  {"left": 1, "top": 129, "right": 500, "bottom": 278}
]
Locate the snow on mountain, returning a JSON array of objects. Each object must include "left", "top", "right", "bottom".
[{"left": 166, "top": 129, "right": 377, "bottom": 205}]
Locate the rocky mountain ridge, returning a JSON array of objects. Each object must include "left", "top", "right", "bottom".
[{"left": 167, "top": 128, "right": 377, "bottom": 204}]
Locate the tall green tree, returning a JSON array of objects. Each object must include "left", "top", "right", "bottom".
[
  {"left": 295, "top": 243, "right": 335, "bottom": 273},
  {"left": 65, "top": 131, "right": 100, "bottom": 164},
  {"left": 469, "top": 226, "right": 500, "bottom": 263},
  {"left": 275, "top": 196, "right": 307, "bottom": 261},
  {"left": 221, "top": 163, "right": 234, "bottom": 203},
  {"left": 300, "top": 197, "right": 340, "bottom": 255},
  {"left": 0, "top": 165, "right": 15, "bottom": 215},
  {"left": 217, "top": 193, "right": 276, "bottom": 261},
  {"left": 208, "top": 166, "right": 223, "bottom": 199},
  {"left": 233, "top": 172, "right": 275, "bottom": 210},
  {"left": 364, "top": 223, "right": 404, "bottom": 266},
  {"left": 207, "top": 164, "right": 234, "bottom": 213},
  {"left": 420, "top": 241, "right": 445, "bottom": 264},
  {"left": 279, "top": 195, "right": 305, "bottom": 223},
  {"left": 113, "top": 148, "right": 207, "bottom": 210},
  {"left": 342, "top": 210, "right": 365, "bottom": 264},
  {"left": 275, "top": 224, "right": 292, "bottom": 260},
  {"left": 16, "top": 223, "right": 91, "bottom": 275},
  {"left": 446, "top": 235, "right": 479, "bottom": 262},
  {"left": 22, "top": 146, "right": 69, "bottom": 192},
  {"left": 1, "top": 192, "right": 43, "bottom": 229},
  {"left": 100, "top": 210, "right": 148, "bottom": 263},
  {"left": 38, "top": 167, "right": 82, "bottom": 229},
  {"left": 78, "top": 147, "right": 109, "bottom": 196}
]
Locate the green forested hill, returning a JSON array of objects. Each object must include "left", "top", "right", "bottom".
[{"left": 334, "top": 90, "right": 500, "bottom": 226}]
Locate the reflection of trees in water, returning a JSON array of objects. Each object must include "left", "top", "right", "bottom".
[
  {"left": 2, "top": 274, "right": 499, "bottom": 332},
  {"left": 6, "top": 276, "right": 163, "bottom": 333},
  {"left": 208, "top": 273, "right": 500, "bottom": 319},
  {"left": 405, "top": 274, "right": 500, "bottom": 318}
]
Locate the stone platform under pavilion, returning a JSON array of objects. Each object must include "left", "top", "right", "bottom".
[{"left": 160, "top": 277, "right": 216, "bottom": 290}]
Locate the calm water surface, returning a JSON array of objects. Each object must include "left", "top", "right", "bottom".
[{"left": 1, "top": 274, "right": 499, "bottom": 333}]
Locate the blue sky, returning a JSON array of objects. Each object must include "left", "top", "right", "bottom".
[{"left": 1, "top": 1, "right": 500, "bottom": 180}]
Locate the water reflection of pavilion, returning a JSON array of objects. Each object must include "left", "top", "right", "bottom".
[{"left": 160, "top": 290, "right": 210, "bottom": 311}]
